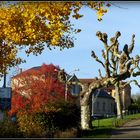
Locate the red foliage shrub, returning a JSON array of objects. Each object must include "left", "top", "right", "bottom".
[{"left": 9, "top": 63, "right": 75, "bottom": 116}]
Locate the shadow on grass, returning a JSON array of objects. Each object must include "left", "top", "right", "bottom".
[{"left": 77, "top": 127, "right": 116, "bottom": 138}]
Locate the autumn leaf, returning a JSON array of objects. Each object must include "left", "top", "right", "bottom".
[
  {"left": 0, "top": 2, "right": 110, "bottom": 76},
  {"left": 97, "top": 8, "right": 108, "bottom": 21},
  {"left": 9, "top": 64, "right": 75, "bottom": 116}
]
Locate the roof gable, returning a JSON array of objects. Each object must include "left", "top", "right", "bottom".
[
  {"left": 93, "top": 89, "right": 115, "bottom": 100},
  {"left": 68, "top": 74, "right": 79, "bottom": 82}
]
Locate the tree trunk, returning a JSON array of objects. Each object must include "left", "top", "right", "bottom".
[
  {"left": 80, "top": 104, "right": 92, "bottom": 130},
  {"left": 80, "top": 91, "right": 92, "bottom": 130},
  {"left": 115, "top": 82, "right": 123, "bottom": 119}
]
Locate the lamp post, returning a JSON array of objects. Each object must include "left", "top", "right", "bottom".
[{"left": 65, "top": 68, "right": 79, "bottom": 101}]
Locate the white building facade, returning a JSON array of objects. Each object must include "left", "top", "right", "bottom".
[{"left": 91, "top": 89, "right": 116, "bottom": 118}]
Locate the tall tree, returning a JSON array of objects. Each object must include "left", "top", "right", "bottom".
[
  {"left": 0, "top": 1, "right": 110, "bottom": 76},
  {"left": 67, "top": 31, "right": 140, "bottom": 130}
]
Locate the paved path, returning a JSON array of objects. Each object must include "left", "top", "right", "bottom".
[{"left": 110, "top": 119, "right": 140, "bottom": 138}]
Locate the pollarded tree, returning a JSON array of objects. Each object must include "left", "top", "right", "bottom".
[
  {"left": 67, "top": 31, "right": 140, "bottom": 130},
  {"left": 0, "top": 1, "right": 110, "bottom": 76}
]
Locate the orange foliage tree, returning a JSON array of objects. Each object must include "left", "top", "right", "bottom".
[
  {"left": 9, "top": 63, "right": 75, "bottom": 116},
  {"left": 0, "top": 1, "right": 110, "bottom": 76}
]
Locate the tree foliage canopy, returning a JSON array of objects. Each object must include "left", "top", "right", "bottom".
[{"left": 0, "top": 1, "right": 110, "bottom": 76}]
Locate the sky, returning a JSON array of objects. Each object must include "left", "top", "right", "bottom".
[{"left": 1, "top": 2, "right": 140, "bottom": 95}]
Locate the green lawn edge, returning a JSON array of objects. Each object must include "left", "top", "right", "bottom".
[{"left": 79, "top": 113, "right": 140, "bottom": 138}]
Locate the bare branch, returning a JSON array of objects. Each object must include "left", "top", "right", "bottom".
[
  {"left": 91, "top": 50, "right": 105, "bottom": 68},
  {"left": 96, "top": 31, "right": 108, "bottom": 48},
  {"left": 114, "top": 70, "right": 131, "bottom": 82},
  {"left": 123, "top": 44, "right": 131, "bottom": 59},
  {"left": 109, "top": 62, "right": 116, "bottom": 72},
  {"left": 101, "top": 49, "right": 105, "bottom": 59},
  {"left": 105, "top": 31, "right": 121, "bottom": 77},
  {"left": 102, "top": 33, "right": 108, "bottom": 44},
  {"left": 109, "top": 31, "right": 121, "bottom": 49},
  {"left": 134, "top": 55, "right": 140, "bottom": 69},
  {"left": 110, "top": 47, "right": 117, "bottom": 75},
  {"left": 113, "top": 51, "right": 122, "bottom": 58},
  {"left": 119, "top": 44, "right": 133, "bottom": 74},
  {"left": 96, "top": 31, "right": 111, "bottom": 77},
  {"left": 96, "top": 31, "right": 103, "bottom": 42},
  {"left": 128, "top": 34, "right": 135, "bottom": 53},
  {"left": 122, "top": 80, "right": 140, "bottom": 88},
  {"left": 98, "top": 69, "right": 103, "bottom": 78},
  {"left": 132, "top": 71, "right": 140, "bottom": 77},
  {"left": 105, "top": 48, "right": 110, "bottom": 77}
]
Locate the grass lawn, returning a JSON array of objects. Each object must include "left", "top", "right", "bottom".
[{"left": 80, "top": 113, "right": 140, "bottom": 138}]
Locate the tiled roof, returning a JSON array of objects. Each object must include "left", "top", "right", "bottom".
[
  {"left": 13, "top": 66, "right": 41, "bottom": 78},
  {"left": 68, "top": 74, "right": 79, "bottom": 82},
  {"left": 93, "top": 89, "right": 115, "bottom": 100},
  {"left": 28, "top": 66, "right": 41, "bottom": 70},
  {"left": 79, "top": 79, "right": 97, "bottom": 84},
  {"left": 14, "top": 66, "right": 77, "bottom": 80},
  {"left": 79, "top": 78, "right": 130, "bottom": 90}
]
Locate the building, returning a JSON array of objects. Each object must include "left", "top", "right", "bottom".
[
  {"left": 91, "top": 89, "right": 116, "bottom": 118},
  {"left": 79, "top": 78, "right": 131, "bottom": 114},
  {"left": 68, "top": 74, "right": 81, "bottom": 96},
  {"left": 11, "top": 66, "right": 81, "bottom": 99},
  {"left": 106, "top": 83, "right": 131, "bottom": 114},
  {"left": 12, "top": 66, "right": 131, "bottom": 116}
]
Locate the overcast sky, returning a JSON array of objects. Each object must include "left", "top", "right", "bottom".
[{"left": 2, "top": 2, "right": 140, "bottom": 95}]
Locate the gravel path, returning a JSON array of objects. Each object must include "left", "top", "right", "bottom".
[{"left": 110, "top": 119, "right": 140, "bottom": 138}]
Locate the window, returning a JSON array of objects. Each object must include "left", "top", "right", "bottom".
[
  {"left": 103, "top": 102, "right": 106, "bottom": 111},
  {"left": 71, "top": 84, "right": 80, "bottom": 95},
  {"left": 71, "top": 85, "right": 75, "bottom": 94},
  {"left": 97, "top": 101, "right": 100, "bottom": 111}
]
